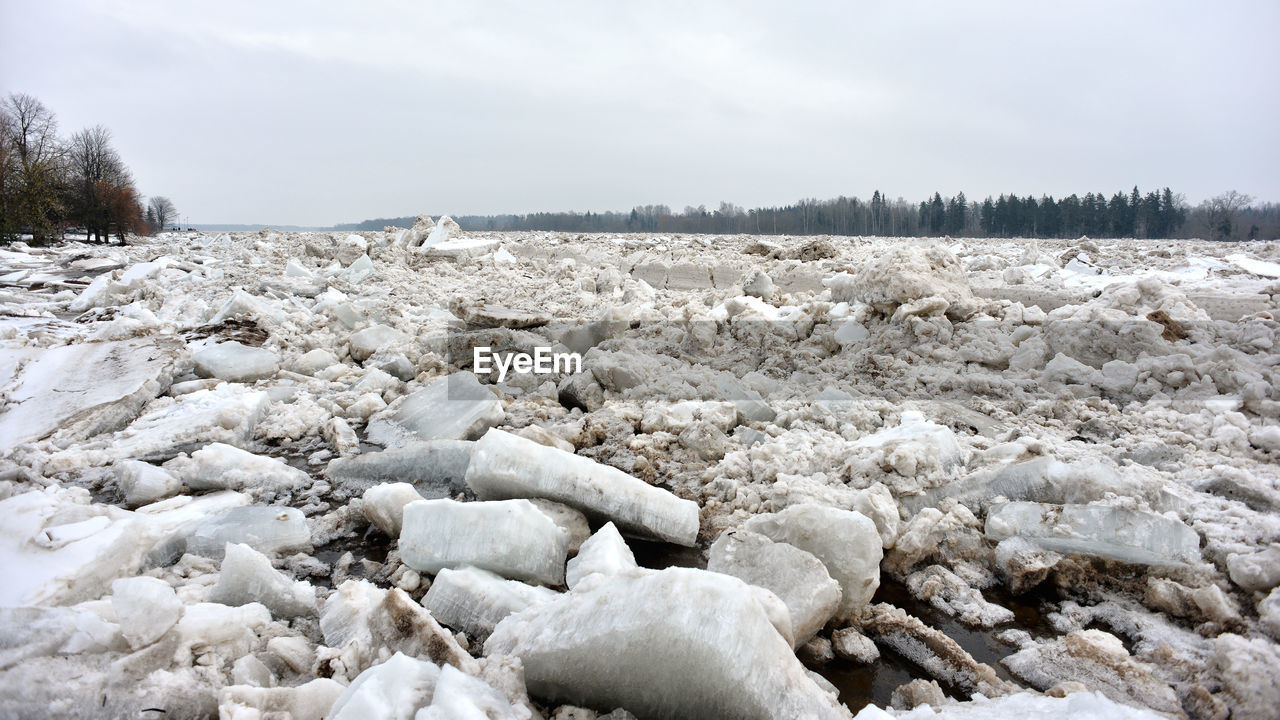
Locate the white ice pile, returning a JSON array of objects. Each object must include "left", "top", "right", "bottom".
[
  {"left": 465, "top": 428, "right": 700, "bottom": 546},
  {"left": 4, "top": 227, "right": 1280, "bottom": 719}
]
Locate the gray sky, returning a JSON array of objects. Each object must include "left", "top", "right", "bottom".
[{"left": 3, "top": 1, "right": 1277, "bottom": 226}]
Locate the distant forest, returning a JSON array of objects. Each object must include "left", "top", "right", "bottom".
[{"left": 338, "top": 188, "right": 1279, "bottom": 241}]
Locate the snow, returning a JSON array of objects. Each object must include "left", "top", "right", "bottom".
[{"left": 0, "top": 337, "right": 187, "bottom": 451}]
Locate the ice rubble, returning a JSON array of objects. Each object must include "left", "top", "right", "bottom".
[
  {"left": 4, "top": 228, "right": 1280, "bottom": 719},
  {"left": 466, "top": 428, "right": 701, "bottom": 546}
]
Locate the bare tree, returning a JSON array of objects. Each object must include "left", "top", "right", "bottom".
[
  {"left": 148, "top": 196, "right": 177, "bottom": 231},
  {"left": 1203, "top": 190, "right": 1253, "bottom": 240},
  {"left": 68, "top": 125, "right": 128, "bottom": 242},
  {"left": 1, "top": 94, "right": 65, "bottom": 241}
]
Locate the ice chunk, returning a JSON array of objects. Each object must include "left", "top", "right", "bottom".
[
  {"left": 0, "top": 605, "right": 122, "bottom": 666},
  {"left": 399, "top": 499, "right": 568, "bottom": 585},
  {"left": 219, "top": 679, "right": 344, "bottom": 720},
  {"left": 284, "top": 258, "right": 315, "bottom": 278},
  {"left": 711, "top": 375, "right": 776, "bottom": 423},
  {"left": 707, "top": 529, "right": 841, "bottom": 646},
  {"left": 851, "top": 690, "right": 1169, "bottom": 720},
  {"left": 326, "top": 440, "right": 474, "bottom": 499},
  {"left": 366, "top": 372, "right": 504, "bottom": 447},
  {"left": 349, "top": 324, "right": 409, "bottom": 362},
  {"left": 639, "top": 400, "right": 738, "bottom": 434},
  {"left": 1260, "top": 588, "right": 1280, "bottom": 640},
  {"left": 173, "top": 601, "right": 272, "bottom": 661},
  {"left": 320, "top": 581, "right": 476, "bottom": 676},
  {"left": 904, "top": 565, "right": 1014, "bottom": 627},
  {"left": 485, "top": 567, "right": 849, "bottom": 720},
  {"left": 336, "top": 234, "right": 369, "bottom": 264},
  {"left": 423, "top": 566, "right": 557, "bottom": 643},
  {"left": 861, "top": 602, "right": 1014, "bottom": 698},
  {"left": 902, "top": 457, "right": 1144, "bottom": 516},
  {"left": 361, "top": 482, "right": 426, "bottom": 537},
  {"left": 328, "top": 651, "right": 440, "bottom": 720},
  {"left": 1002, "top": 629, "right": 1181, "bottom": 715},
  {"left": 338, "top": 253, "right": 374, "bottom": 284},
  {"left": 849, "top": 411, "right": 963, "bottom": 479},
  {"left": 1226, "top": 545, "right": 1280, "bottom": 592},
  {"left": 994, "top": 536, "right": 1061, "bottom": 594},
  {"left": 0, "top": 488, "right": 153, "bottom": 606},
  {"left": 192, "top": 340, "right": 279, "bottom": 383},
  {"left": 528, "top": 498, "right": 591, "bottom": 555},
  {"left": 418, "top": 664, "right": 527, "bottom": 720},
  {"left": 832, "top": 627, "right": 879, "bottom": 663},
  {"left": 425, "top": 236, "right": 503, "bottom": 260},
  {"left": 186, "top": 506, "right": 311, "bottom": 559},
  {"left": 745, "top": 503, "right": 882, "bottom": 618},
  {"left": 207, "top": 542, "right": 317, "bottom": 618},
  {"left": 290, "top": 347, "right": 340, "bottom": 375},
  {"left": 985, "top": 502, "right": 1201, "bottom": 565},
  {"left": 166, "top": 442, "right": 309, "bottom": 493},
  {"left": 115, "top": 460, "right": 181, "bottom": 508},
  {"left": 565, "top": 522, "right": 643, "bottom": 589},
  {"left": 111, "top": 575, "right": 182, "bottom": 649},
  {"left": 422, "top": 215, "right": 461, "bottom": 247},
  {"left": 0, "top": 337, "right": 187, "bottom": 452},
  {"left": 57, "top": 384, "right": 270, "bottom": 465},
  {"left": 466, "top": 428, "right": 700, "bottom": 546}
]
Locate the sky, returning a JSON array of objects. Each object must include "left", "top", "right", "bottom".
[{"left": 2, "top": 1, "right": 1278, "bottom": 226}]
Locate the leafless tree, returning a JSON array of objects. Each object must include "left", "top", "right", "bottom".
[
  {"left": 1203, "top": 190, "right": 1253, "bottom": 240},
  {"left": 148, "top": 196, "right": 177, "bottom": 231},
  {"left": 1, "top": 93, "right": 65, "bottom": 241},
  {"left": 68, "top": 125, "right": 129, "bottom": 241}
]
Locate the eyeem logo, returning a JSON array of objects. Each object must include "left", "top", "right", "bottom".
[{"left": 472, "top": 346, "right": 582, "bottom": 382}]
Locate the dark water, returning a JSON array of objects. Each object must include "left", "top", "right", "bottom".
[{"left": 815, "top": 578, "right": 1056, "bottom": 712}]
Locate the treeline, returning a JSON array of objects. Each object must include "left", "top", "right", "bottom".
[
  {"left": 0, "top": 93, "right": 177, "bottom": 244},
  {"left": 346, "top": 188, "right": 1277, "bottom": 241}
]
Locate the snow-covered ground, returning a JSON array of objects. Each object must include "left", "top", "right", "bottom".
[{"left": 1, "top": 218, "right": 1278, "bottom": 719}]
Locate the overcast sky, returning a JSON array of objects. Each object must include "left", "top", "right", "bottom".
[{"left": 2, "top": 1, "right": 1277, "bottom": 226}]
